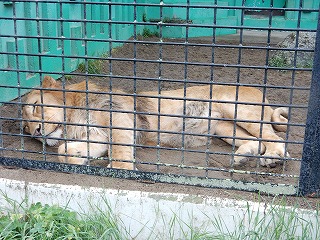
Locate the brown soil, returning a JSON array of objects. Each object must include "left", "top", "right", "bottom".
[{"left": 0, "top": 37, "right": 313, "bottom": 204}]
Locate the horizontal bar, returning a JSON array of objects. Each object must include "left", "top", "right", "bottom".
[{"left": 0, "top": 157, "right": 298, "bottom": 195}]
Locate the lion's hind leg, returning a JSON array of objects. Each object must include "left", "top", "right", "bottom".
[
  {"left": 222, "top": 102, "right": 289, "bottom": 167},
  {"left": 215, "top": 121, "right": 266, "bottom": 166},
  {"left": 234, "top": 113, "right": 289, "bottom": 167}
]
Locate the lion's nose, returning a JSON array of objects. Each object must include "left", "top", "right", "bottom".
[{"left": 33, "top": 124, "right": 42, "bottom": 136}]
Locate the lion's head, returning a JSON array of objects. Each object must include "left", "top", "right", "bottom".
[{"left": 23, "top": 76, "right": 65, "bottom": 146}]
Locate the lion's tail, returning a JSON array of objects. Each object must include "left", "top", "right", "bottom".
[{"left": 271, "top": 107, "right": 289, "bottom": 132}]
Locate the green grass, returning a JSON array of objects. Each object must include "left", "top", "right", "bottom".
[
  {"left": 77, "top": 59, "right": 102, "bottom": 74},
  {"left": 206, "top": 199, "right": 320, "bottom": 240},
  {"left": 140, "top": 28, "right": 159, "bottom": 38},
  {"left": 77, "top": 53, "right": 108, "bottom": 74},
  {"left": 269, "top": 55, "right": 289, "bottom": 68},
  {"left": 0, "top": 195, "right": 319, "bottom": 240},
  {"left": 269, "top": 55, "right": 314, "bottom": 69},
  {"left": 0, "top": 195, "right": 125, "bottom": 240},
  {"left": 154, "top": 198, "right": 320, "bottom": 240},
  {"left": 298, "top": 60, "right": 313, "bottom": 69}
]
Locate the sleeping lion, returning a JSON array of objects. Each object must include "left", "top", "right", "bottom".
[{"left": 23, "top": 76, "right": 289, "bottom": 170}]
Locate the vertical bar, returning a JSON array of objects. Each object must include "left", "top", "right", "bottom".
[
  {"left": 100, "top": 0, "right": 105, "bottom": 34},
  {"left": 36, "top": 0, "right": 47, "bottom": 162},
  {"left": 24, "top": 1, "right": 39, "bottom": 76},
  {"left": 156, "top": 0, "right": 163, "bottom": 172},
  {"left": 205, "top": 0, "right": 218, "bottom": 177},
  {"left": 133, "top": 0, "right": 137, "bottom": 170},
  {"left": 283, "top": 0, "right": 303, "bottom": 171},
  {"left": 83, "top": 0, "right": 91, "bottom": 164},
  {"left": 41, "top": 2, "right": 49, "bottom": 52},
  {"left": 299, "top": 14, "right": 320, "bottom": 197},
  {"left": 181, "top": 0, "right": 191, "bottom": 174},
  {"left": 60, "top": 0, "right": 68, "bottom": 166},
  {"left": 0, "top": 105, "right": 2, "bottom": 157},
  {"left": 56, "top": 3, "right": 62, "bottom": 48},
  {"left": 12, "top": 1, "right": 24, "bottom": 160},
  {"left": 230, "top": 0, "right": 245, "bottom": 171},
  {"left": 108, "top": 0, "right": 114, "bottom": 167}
]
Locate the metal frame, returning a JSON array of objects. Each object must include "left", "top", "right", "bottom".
[{"left": 299, "top": 14, "right": 320, "bottom": 197}]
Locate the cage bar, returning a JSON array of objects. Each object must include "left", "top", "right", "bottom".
[{"left": 299, "top": 13, "right": 320, "bottom": 197}]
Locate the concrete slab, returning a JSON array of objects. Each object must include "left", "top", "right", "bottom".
[{"left": 199, "top": 30, "right": 293, "bottom": 44}]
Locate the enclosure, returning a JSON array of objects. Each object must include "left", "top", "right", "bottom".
[{"left": 0, "top": 0, "right": 319, "bottom": 196}]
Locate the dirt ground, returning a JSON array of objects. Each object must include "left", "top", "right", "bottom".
[{"left": 0, "top": 35, "right": 313, "bottom": 204}]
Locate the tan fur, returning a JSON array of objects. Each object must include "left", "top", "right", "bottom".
[{"left": 23, "top": 76, "right": 290, "bottom": 170}]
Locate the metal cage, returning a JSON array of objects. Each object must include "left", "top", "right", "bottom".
[{"left": 0, "top": 0, "right": 319, "bottom": 196}]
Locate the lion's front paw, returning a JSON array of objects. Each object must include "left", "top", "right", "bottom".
[
  {"left": 59, "top": 155, "right": 88, "bottom": 165},
  {"left": 58, "top": 144, "right": 88, "bottom": 165},
  {"left": 107, "top": 161, "right": 136, "bottom": 170},
  {"left": 232, "top": 153, "right": 251, "bottom": 166},
  {"left": 260, "top": 152, "right": 289, "bottom": 168},
  {"left": 260, "top": 144, "right": 290, "bottom": 167}
]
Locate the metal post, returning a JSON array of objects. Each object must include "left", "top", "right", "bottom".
[{"left": 299, "top": 13, "right": 320, "bottom": 197}]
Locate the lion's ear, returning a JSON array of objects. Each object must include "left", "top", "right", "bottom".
[{"left": 42, "top": 76, "right": 61, "bottom": 89}]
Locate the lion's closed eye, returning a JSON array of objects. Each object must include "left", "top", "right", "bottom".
[{"left": 33, "top": 101, "right": 40, "bottom": 114}]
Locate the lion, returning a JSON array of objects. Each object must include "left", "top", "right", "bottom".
[{"left": 22, "top": 76, "right": 289, "bottom": 170}]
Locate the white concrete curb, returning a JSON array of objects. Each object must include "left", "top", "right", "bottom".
[{"left": 0, "top": 177, "right": 317, "bottom": 239}]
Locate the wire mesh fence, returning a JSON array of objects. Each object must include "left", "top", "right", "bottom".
[{"left": 0, "top": 0, "right": 318, "bottom": 195}]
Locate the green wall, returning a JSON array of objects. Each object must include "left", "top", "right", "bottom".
[
  {"left": 0, "top": 0, "right": 318, "bottom": 103},
  {"left": 243, "top": 0, "right": 319, "bottom": 29}
]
